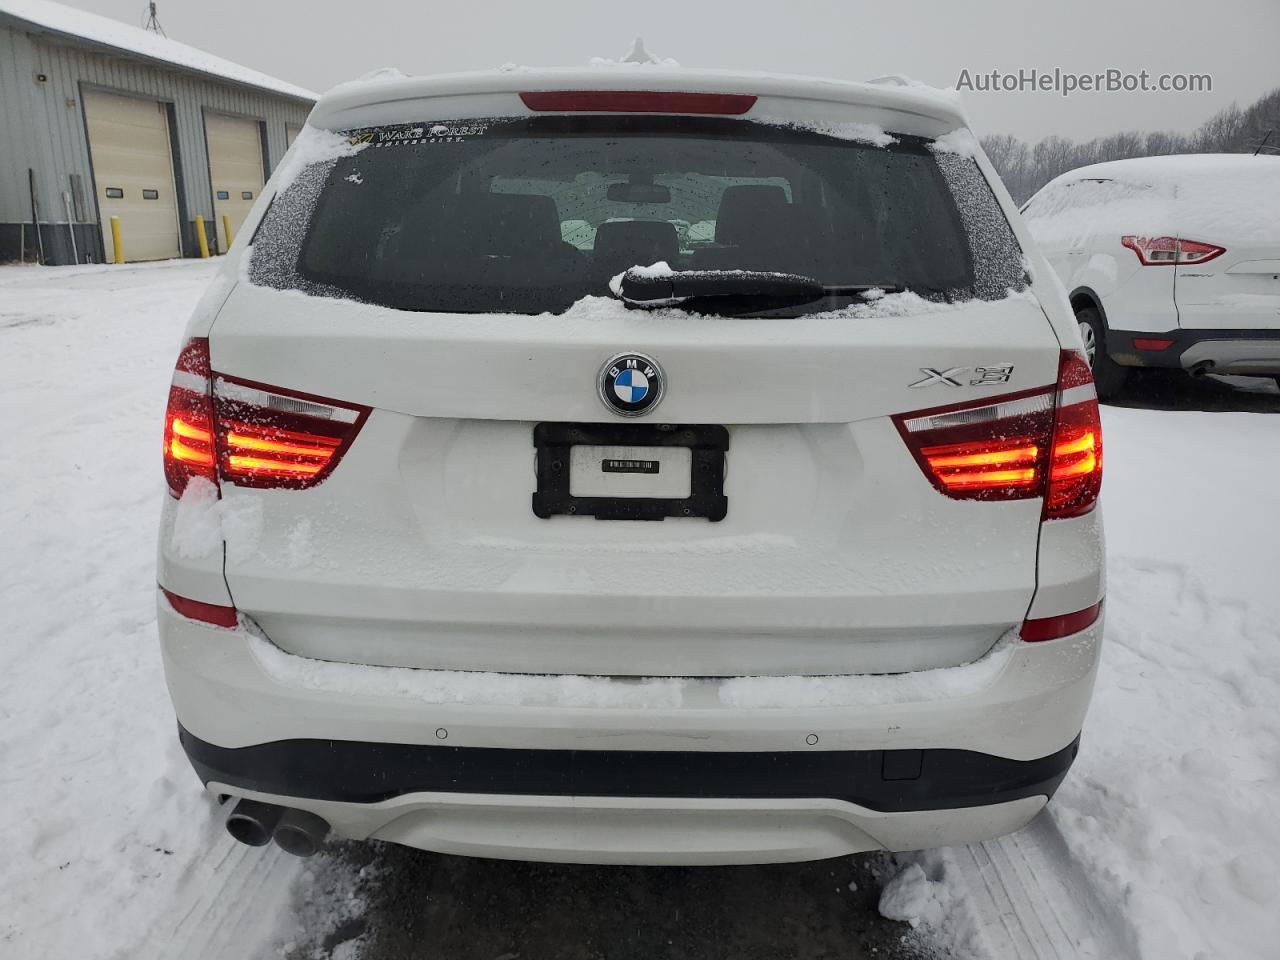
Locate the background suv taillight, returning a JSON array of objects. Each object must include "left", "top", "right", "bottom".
[
  {"left": 1120, "top": 235, "right": 1225, "bottom": 266},
  {"left": 893, "top": 350, "right": 1103, "bottom": 518},
  {"left": 162, "top": 338, "right": 369, "bottom": 496}
]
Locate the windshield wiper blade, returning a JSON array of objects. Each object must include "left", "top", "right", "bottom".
[{"left": 615, "top": 269, "right": 898, "bottom": 312}]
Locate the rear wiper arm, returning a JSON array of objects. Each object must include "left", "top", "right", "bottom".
[{"left": 614, "top": 268, "right": 898, "bottom": 313}]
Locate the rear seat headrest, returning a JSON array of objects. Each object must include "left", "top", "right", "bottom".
[
  {"left": 715, "top": 185, "right": 790, "bottom": 246},
  {"left": 592, "top": 220, "right": 680, "bottom": 271},
  {"left": 457, "top": 193, "right": 564, "bottom": 256}
]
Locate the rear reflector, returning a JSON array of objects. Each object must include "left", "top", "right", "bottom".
[
  {"left": 212, "top": 376, "right": 370, "bottom": 489},
  {"left": 1021, "top": 601, "right": 1103, "bottom": 642},
  {"left": 160, "top": 587, "right": 238, "bottom": 629},
  {"left": 519, "top": 91, "right": 757, "bottom": 115},
  {"left": 1132, "top": 338, "right": 1174, "bottom": 351},
  {"left": 893, "top": 351, "right": 1103, "bottom": 518}
]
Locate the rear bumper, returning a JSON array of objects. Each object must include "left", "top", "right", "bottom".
[
  {"left": 1108, "top": 326, "right": 1280, "bottom": 375},
  {"left": 159, "top": 597, "right": 1101, "bottom": 861}
]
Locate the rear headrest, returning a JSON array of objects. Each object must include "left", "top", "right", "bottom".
[
  {"left": 592, "top": 220, "right": 679, "bottom": 272},
  {"left": 715, "top": 185, "right": 790, "bottom": 246},
  {"left": 457, "top": 192, "right": 563, "bottom": 256}
]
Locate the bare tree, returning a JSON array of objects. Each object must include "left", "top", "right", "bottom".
[{"left": 980, "top": 86, "right": 1279, "bottom": 203}]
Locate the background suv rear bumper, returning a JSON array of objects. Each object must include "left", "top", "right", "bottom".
[{"left": 1107, "top": 326, "right": 1280, "bottom": 375}]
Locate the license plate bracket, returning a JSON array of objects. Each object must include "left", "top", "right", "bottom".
[{"left": 533, "top": 422, "right": 728, "bottom": 521}]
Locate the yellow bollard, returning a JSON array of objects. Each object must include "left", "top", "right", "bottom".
[
  {"left": 221, "top": 214, "right": 234, "bottom": 251},
  {"left": 194, "top": 215, "right": 210, "bottom": 258},
  {"left": 109, "top": 215, "right": 124, "bottom": 264}
]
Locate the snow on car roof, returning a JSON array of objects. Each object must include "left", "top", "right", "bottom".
[
  {"left": 1054, "top": 152, "right": 1280, "bottom": 185},
  {"left": 1028, "top": 153, "right": 1280, "bottom": 245},
  {"left": 0, "top": 0, "right": 317, "bottom": 102},
  {"left": 308, "top": 66, "right": 968, "bottom": 134}
]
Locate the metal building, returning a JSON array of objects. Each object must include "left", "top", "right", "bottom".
[{"left": 0, "top": 0, "right": 315, "bottom": 265}]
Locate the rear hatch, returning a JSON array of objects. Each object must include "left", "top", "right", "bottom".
[
  {"left": 1174, "top": 159, "right": 1280, "bottom": 330},
  {"left": 207, "top": 90, "right": 1064, "bottom": 678}
]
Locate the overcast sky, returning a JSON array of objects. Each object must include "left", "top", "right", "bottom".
[{"left": 63, "top": 0, "right": 1280, "bottom": 142}]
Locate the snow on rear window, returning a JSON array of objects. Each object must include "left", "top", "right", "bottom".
[
  {"left": 758, "top": 116, "right": 898, "bottom": 148},
  {"left": 935, "top": 152, "right": 1027, "bottom": 299}
]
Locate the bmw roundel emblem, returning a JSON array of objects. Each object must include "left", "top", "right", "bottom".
[{"left": 598, "top": 352, "right": 665, "bottom": 417}]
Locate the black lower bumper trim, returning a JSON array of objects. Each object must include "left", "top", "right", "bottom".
[
  {"left": 1107, "top": 326, "right": 1280, "bottom": 369},
  {"left": 179, "top": 726, "right": 1079, "bottom": 813}
]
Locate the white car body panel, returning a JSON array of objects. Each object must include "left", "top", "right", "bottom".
[
  {"left": 160, "top": 602, "right": 1101, "bottom": 760},
  {"left": 204, "top": 283, "right": 1061, "bottom": 677}
]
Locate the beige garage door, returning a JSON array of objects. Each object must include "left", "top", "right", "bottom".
[
  {"left": 205, "top": 113, "right": 264, "bottom": 252},
  {"left": 83, "top": 90, "right": 181, "bottom": 262}
]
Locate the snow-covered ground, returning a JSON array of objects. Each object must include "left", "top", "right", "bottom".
[
  {"left": 0, "top": 261, "right": 317, "bottom": 959},
  {"left": 2, "top": 259, "right": 1277, "bottom": 959}
]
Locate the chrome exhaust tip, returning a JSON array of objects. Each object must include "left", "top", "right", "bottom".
[
  {"left": 225, "top": 798, "right": 284, "bottom": 847},
  {"left": 272, "top": 808, "right": 331, "bottom": 858}
]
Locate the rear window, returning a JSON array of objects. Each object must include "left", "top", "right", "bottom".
[{"left": 251, "top": 116, "right": 1023, "bottom": 315}]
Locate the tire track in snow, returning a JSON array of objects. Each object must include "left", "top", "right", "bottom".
[
  {"left": 943, "top": 812, "right": 1138, "bottom": 959},
  {"left": 136, "top": 817, "right": 304, "bottom": 960}
]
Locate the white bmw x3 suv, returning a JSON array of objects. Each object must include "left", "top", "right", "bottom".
[
  {"left": 157, "top": 68, "right": 1105, "bottom": 865},
  {"left": 1022, "top": 154, "right": 1280, "bottom": 398}
]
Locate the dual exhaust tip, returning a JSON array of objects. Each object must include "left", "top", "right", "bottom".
[{"left": 225, "top": 798, "right": 330, "bottom": 857}]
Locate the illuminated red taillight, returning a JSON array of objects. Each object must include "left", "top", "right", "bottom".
[
  {"left": 894, "top": 387, "right": 1056, "bottom": 502},
  {"left": 1120, "top": 235, "right": 1225, "bottom": 266},
  {"left": 211, "top": 375, "right": 370, "bottom": 490},
  {"left": 162, "top": 339, "right": 369, "bottom": 496},
  {"left": 163, "top": 338, "right": 218, "bottom": 497},
  {"left": 893, "top": 350, "right": 1103, "bottom": 518},
  {"left": 1045, "top": 351, "right": 1103, "bottom": 520},
  {"left": 160, "top": 586, "right": 238, "bottom": 629},
  {"left": 519, "top": 91, "right": 757, "bottom": 114}
]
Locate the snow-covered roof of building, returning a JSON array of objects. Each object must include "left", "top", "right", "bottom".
[{"left": 0, "top": 0, "right": 317, "bottom": 102}]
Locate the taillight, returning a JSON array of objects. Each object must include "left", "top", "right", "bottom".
[
  {"left": 163, "top": 338, "right": 218, "bottom": 497},
  {"left": 893, "top": 350, "right": 1103, "bottom": 519},
  {"left": 211, "top": 376, "right": 370, "bottom": 489},
  {"left": 519, "top": 91, "right": 757, "bottom": 114},
  {"left": 1120, "top": 235, "right": 1225, "bottom": 266},
  {"left": 162, "top": 339, "right": 370, "bottom": 496},
  {"left": 894, "top": 388, "right": 1056, "bottom": 502},
  {"left": 1044, "top": 351, "right": 1103, "bottom": 520}
]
